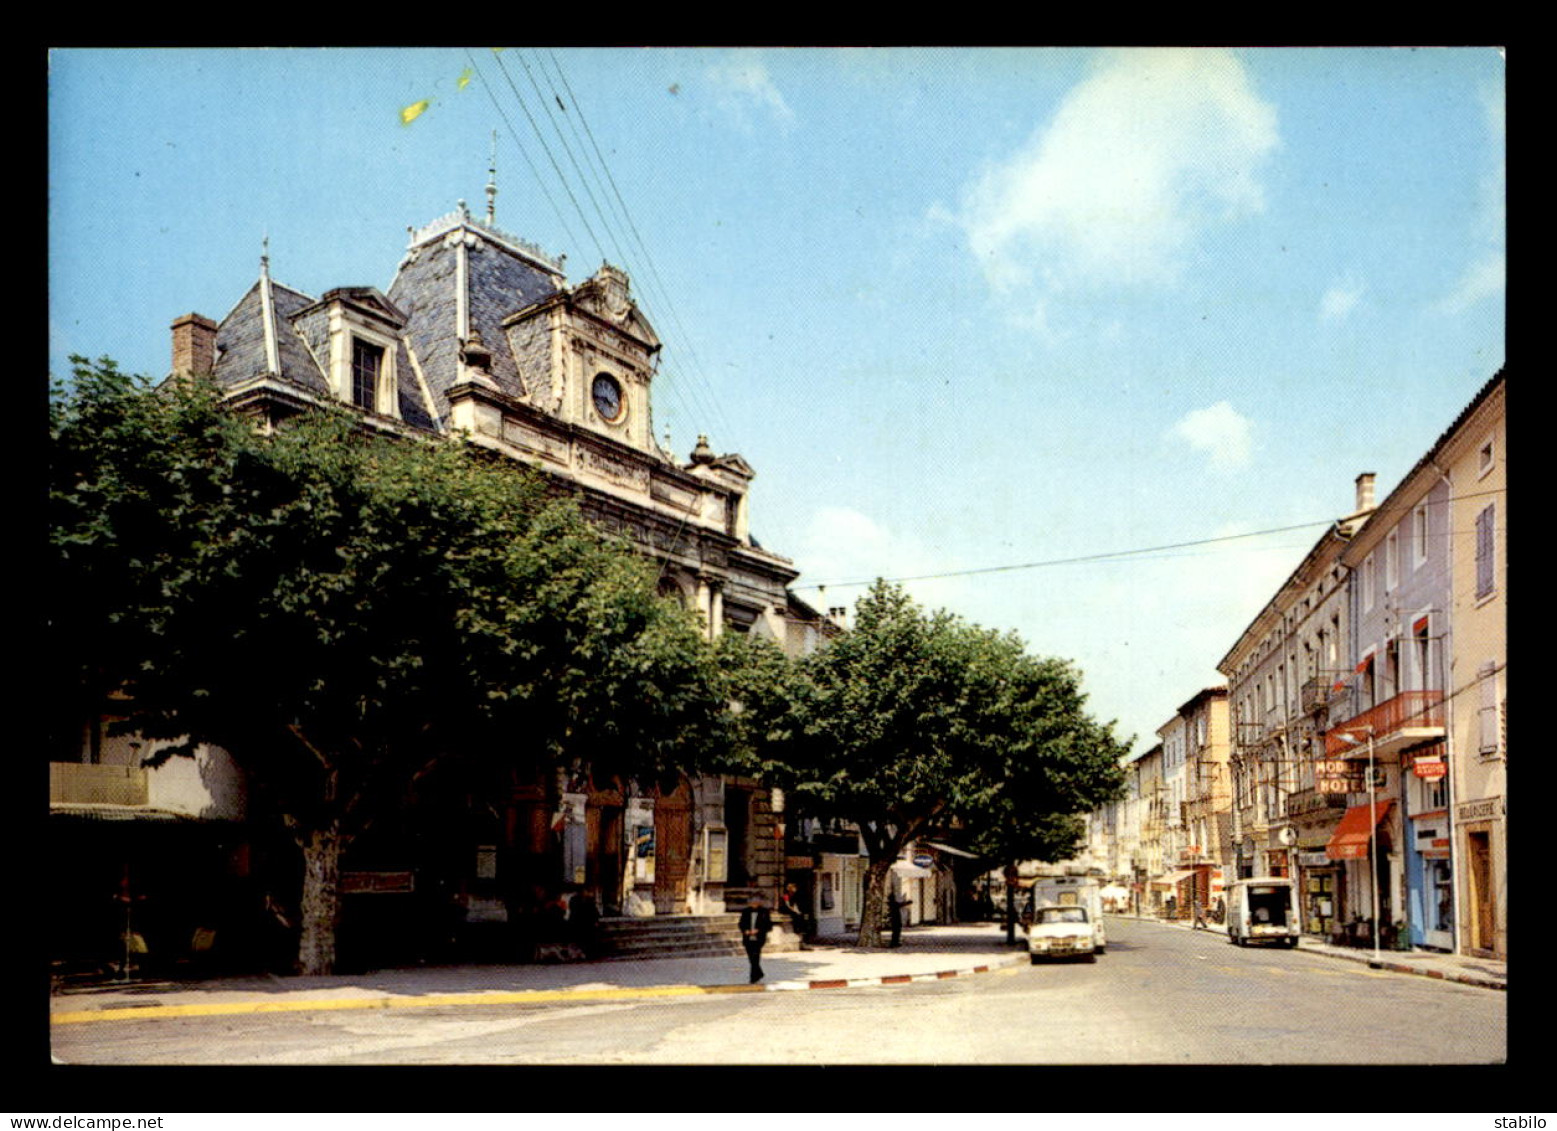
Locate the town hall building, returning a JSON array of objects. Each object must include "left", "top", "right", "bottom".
[{"left": 52, "top": 198, "right": 836, "bottom": 975}]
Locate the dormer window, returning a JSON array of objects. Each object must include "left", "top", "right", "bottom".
[
  {"left": 352, "top": 339, "right": 384, "bottom": 411},
  {"left": 306, "top": 287, "right": 405, "bottom": 420}
]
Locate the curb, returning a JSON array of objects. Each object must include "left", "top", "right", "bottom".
[
  {"left": 765, "top": 952, "right": 1028, "bottom": 992},
  {"left": 51, "top": 952, "right": 1029, "bottom": 1025},
  {"left": 1150, "top": 915, "right": 1506, "bottom": 992}
]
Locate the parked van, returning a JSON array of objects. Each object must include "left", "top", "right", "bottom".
[
  {"left": 1225, "top": 878, "right": 1299, "bottom": 948},
  {"left": 1031, "top": 876, "right": 1106, "bottom": 954}
]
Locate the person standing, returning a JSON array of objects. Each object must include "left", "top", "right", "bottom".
[
  {"left": 739, "top": 891, "right": 773, "bottom": 983},
  {"left": 887, "top": 885, "right": 908, "bottom": 948},
  {"left": 779, "top": 882, "right": 813, "bottom": 943}
]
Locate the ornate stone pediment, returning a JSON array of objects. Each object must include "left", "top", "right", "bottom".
[
  {"left": 576, "top": 264, "right": 661, "bottom": 351},
  {"left": 315, "top": 286, "right": 406, "bottom": 329}
]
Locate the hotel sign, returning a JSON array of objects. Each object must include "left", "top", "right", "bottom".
[{"left": 1315, "top": 759, "right": 1364, "bottom": 794}]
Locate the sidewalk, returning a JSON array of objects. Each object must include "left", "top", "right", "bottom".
[
  {"left": 50, "top": 923, "right": 1029, "bottom": 1025},
  {"left": 49, "top": 916, "right": 1505, "bottom": 1026},
  {"left": 1148, "top": 913, "right": 1507, "bottom": 991}
]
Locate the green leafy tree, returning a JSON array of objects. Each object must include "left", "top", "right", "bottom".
[
  {"left": 751, "top": 581, "right": 1127, "bottom": 947},
  {"left": 49, "top": 359, "right": 724, "bottom": 974}
]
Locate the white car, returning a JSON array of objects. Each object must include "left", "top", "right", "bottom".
[{"left": 1027, "top": 905, "right": 1100, "bottom": 963}]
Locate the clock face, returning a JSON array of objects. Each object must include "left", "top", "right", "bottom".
[{"left": 592, "top": 373, "right": 623, "bottom": 422}]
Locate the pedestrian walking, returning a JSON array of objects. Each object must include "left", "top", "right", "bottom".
[
  {"left": 739, "top": 891, "right": 773, "bottom": 983},
  {"left": 1192, "top": 899, "right": 1209, "bottom": 930}
]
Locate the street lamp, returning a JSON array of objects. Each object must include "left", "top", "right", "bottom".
[{"left": 1334, "top": 725, "right": 1382, "bottom": 966}]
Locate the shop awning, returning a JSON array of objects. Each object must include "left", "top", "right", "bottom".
[
  {"left": 890, "top": 859, "right": 933, "bottom": 880},
  {"left": 1325, "top": 800, "right": 1395, "bottom": 860},
  {"left": 1150, "top": 869, "right": 1197, "bottom": 889}
]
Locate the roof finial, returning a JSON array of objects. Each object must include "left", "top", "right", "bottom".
[
  {"left": 486, "top": 129, "right": 498, "bottom": 226},
  {"left": 260, "top": 232, "right": 270, "bottom": 276}
]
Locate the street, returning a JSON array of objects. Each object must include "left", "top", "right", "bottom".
[{"left": 51, "top": 917, "right": 1505, "bottom": 1066}]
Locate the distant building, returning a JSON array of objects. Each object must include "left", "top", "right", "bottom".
[{"left": 1219, "top": 473, "right": 1375, "bottom": 942}]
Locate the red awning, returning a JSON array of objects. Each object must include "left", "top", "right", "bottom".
[{"left": 1326, "top": 800, "right": 1395, "bottom": 860}]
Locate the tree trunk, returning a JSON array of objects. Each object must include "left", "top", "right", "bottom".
[
  {"left": 296, "top": 822, "right": 343, "bottom": 976},
  {"left": 856, "top": 856, "right": 895, "bottom": 948}
]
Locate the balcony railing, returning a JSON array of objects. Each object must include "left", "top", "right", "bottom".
[
  {"left": 1300, "top": 676, "right": 1331, "bottom": 714},
  {"left": 1324, "top": 690, "right": 1446, "bottom": 757}
]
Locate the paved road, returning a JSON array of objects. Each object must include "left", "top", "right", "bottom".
[{"left": 51, "top": 918, "right": 1505, "bottom": 1066}]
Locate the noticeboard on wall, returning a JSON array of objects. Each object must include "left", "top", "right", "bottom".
[{"left": 704, "top": 827, "right": 728, "bottom": 882}]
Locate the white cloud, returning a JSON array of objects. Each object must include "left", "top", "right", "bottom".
[
  {"left": 1168, "top": 401, "right": 1254, "bottom": 472},
  {"left": 1438, "top": 251, "right": 1505, "bottom": 316},
  {"left": 954, "top": 49, "right": 1278, "bottom": 309},
  {"left": 704, "top": 52, "right": 796, "bottom": 133},
  {"left": 1319, "top": 277, "right": 1365, "bottom": 323},
  {"left": 1437, "top": 78, "right": 1505, "bottom": 315}
]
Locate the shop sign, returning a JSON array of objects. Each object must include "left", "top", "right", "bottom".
[
  {"left": 1296, "top": 851, "right": 1331, "bottom": 867},
  {"left": 913, "top": 853, "right": 934, "bottom": 869},
  {"left": 341, "top": 870, "right": 415, "bottom": 895},
  {"left": 1412, "top": 756, "right": 1446, "bottom": 780},
  {"left": 1456, "top": 796, "right": 1502, "bottom": 823}
]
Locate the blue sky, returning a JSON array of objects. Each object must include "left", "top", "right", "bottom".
[{"left": 48, "top": 47, "right": 1505, "bottom": 754}]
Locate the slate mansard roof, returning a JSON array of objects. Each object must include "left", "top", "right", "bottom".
[{"left": 209, "top": 208, "right": 579, "bottom": 433}]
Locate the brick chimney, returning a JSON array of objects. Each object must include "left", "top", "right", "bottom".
[
  {"left": 1354, "top": 472, "right": 1376, "bottom": 514},
  {"left": 171, "top": 313, "right": 217, "bottom": 377}
]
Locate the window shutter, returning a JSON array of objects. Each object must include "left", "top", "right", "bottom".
[{"left": 1475, "top": 504, "right": 1495, "bottom": 599}]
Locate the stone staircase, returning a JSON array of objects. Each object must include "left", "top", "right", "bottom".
[{"left": 595, "top": 914, "right": 800, "bottom": 961}]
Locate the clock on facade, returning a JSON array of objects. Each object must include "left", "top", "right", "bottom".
[{"left": 592, "top": 373, "right": 624, "bottom": 422}]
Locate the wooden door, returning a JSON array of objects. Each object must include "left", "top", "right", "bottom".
[
  {"left": 654, "top": 782, "right": 692, "bottom": 914},
  {"left": 1468, "top": 831, "right": 1494, "bottom": 951}
]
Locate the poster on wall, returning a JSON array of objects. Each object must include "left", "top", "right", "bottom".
[{"left": 634, "top": 825, "right": 655, "bottom": 883}]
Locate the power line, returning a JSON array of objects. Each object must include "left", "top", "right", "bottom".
[
  {"left": 535, "top": 48, "right": 737, "bottom": 443},
  {"left": 793, "top": 485, "right": 1508, "bottom": 593},
  {"left": 463, "top": 50, "right": 584, "bottom": 257},
  {"left": 485, "top": 49, "right": 607, "bottom": 265},
  {"left": 475, "top": 49, "right": 735, "bottom": 448},
  {"left": 795, "top": 520, "right": 1341, "bottom": 591}
]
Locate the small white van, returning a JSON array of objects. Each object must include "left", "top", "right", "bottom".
[{"left": 1225, "top": 878, "right": 1300, "bottom": 948}]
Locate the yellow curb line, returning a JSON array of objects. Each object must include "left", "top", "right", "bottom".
[
  {"left": 52, "top": 983, "right": 764, "bottom": 1025},
  {"left": 53, "top": 954, "right": 1028, "bottom": 1025}
]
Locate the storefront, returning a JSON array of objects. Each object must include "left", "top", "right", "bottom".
[
  {"left": 1326, "top": 799, "right": 1396, "bottom": 945},
  {"left": 1288, "top": 794, "right": 1347, "bottom": 941},
  {"left": 1151, "top": 869, "right": 1197, "bottom": 917},
  {"left": 1295, "top": 851, "right": 1343, "bottom": 941},
  {"left": 891, "top": 856, "right": 935, "bottom": 925},
  {"left": 1406, "top": 816, "right": 1454, "bottom": 951},
  {"left": 1455, "top": 796, "right": 1503, "bottom": 958},
  {"left": 816, "top": 850, "right": 866, "bottom": 937}
]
